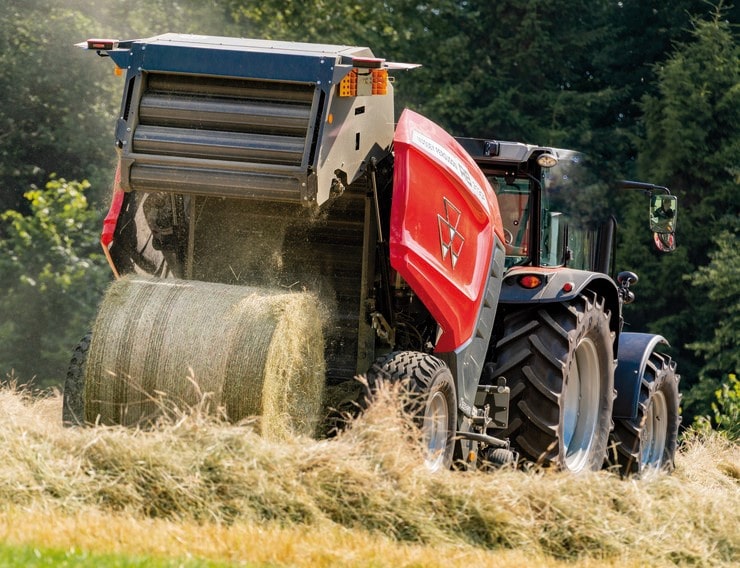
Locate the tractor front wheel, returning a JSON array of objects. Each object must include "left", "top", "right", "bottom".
[
  {"left": 610, "top": 352, "right": 680, "bottom": 477},
  {"left": 367, "top": 351, "right": 457, "bottom": 472}
]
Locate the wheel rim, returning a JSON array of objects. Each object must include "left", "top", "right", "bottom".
[
  {"left": 640, "top": 390, "right": 668, "bottom": 476},
  {"left": 423, "top": 390, "right": 450, "bottom": 472},
  {"left": 562, "top": 337, "right": 601, "bottom": 472}
]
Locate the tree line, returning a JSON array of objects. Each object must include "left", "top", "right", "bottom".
[{"left": 0, "top": 0, "right": 737, "bottom": 426}]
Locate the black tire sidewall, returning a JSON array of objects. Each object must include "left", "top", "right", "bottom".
[
  {"left": 368, "top": 351, "right": 458, "bottom": 470},
  {"left": 422, "top": 365, "right": 457, "bottom": 470},
  {"left": 493, "top": 293, "right": 615, "bottom": 471},
  {"left": 62, "top": 333, "right": 91, "bottom": 426},
  {"left": 611, "top": 353, "right": 681, "bottom": 476},
  {"left": 649, "top": 365, "right": 681, "bottom": 472}
]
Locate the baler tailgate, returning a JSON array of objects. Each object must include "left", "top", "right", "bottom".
[{"left": 123, "top": 72, "right": 317, "bottom": 201}]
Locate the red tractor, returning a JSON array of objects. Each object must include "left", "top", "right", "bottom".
[{"left": 66, "top": 34, "right": 680, "bottom": 477}]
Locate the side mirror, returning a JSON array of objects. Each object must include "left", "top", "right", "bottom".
[{"left": 649, "top": 194, "right": 678, "bottom": 234}]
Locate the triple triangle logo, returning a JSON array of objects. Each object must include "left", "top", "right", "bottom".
[{"left": 437, "top": 197, "right": 465, "bottom": 270}]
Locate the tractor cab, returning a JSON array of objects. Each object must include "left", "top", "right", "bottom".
[{"left": 456, "top": 139, "right": 615, "bottom": 274}]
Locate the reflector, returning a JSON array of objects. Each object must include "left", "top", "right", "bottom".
[{"left": 87, "top": 39, "right": 118, "bottom": 50}]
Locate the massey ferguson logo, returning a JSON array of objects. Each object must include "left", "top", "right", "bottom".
[{"left": 438, "top": 197, "right": 465, "bottom": 270}]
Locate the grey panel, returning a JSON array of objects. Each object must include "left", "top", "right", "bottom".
[
  {"left": 123, "top": 72, "right": 316, "bottom": 201},
  {"left": 146, "top": 73, "right": 315, "bottom": 103}
]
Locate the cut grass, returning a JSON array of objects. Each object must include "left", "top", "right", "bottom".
[
  {"left": 0, "top": 543, "right": 224, "bottom": 568},
  {"left": 0, "top": 384, "right": 737, "bottom": 567},
  {"left": 0, "top": 506, "right": 580, "bottom": 568}
]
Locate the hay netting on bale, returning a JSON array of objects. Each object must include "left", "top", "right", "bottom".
[{"left": 85, "top": 275, "right": 326, "bottom": 439}]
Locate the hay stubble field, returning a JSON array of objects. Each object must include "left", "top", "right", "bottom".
[{"left": 0, "top": 383, "right": 738, "bottom": 567}]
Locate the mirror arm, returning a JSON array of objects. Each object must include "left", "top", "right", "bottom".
[{"left": 618, "top": 180, "right": 671, "bottom": 195}]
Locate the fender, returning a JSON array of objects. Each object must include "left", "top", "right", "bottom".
[
  {"left": 613, "top": 332, "right": 669, "bottom": 420},
  {"left": 499, "top": 266, "right": 621, "bottom": 352}
]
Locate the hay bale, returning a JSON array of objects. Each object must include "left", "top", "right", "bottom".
[{"left": 85, "top": 276, "right": 326, "bottom": 439}]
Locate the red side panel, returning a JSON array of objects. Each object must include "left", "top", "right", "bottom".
[
  {"left": 101, "top": 161, "right": 124, "bottom": 277},
  {"left": 101, "top": 161, "right": 124, "bottom": 249},
  {"left": 391, "top": 109, "right": 504, "bottom": 352}
]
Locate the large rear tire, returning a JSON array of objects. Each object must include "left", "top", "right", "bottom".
[
  {"left": 610, "top": 352, "right": 680, "bottom": 477},
  {"left": 491, "top": 292, "right": 615, "bottom": 472},
  {"left": 62, "top": 333, "right": 91, "bottom": 426},
  {"left": 368, "top": 351, "right": 457, "bottom": 472}
]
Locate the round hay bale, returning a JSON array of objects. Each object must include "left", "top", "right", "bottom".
[{"left": 85, "top": 275, "right": 326, "bottom": 439}]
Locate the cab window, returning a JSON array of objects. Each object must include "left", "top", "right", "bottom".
[{"left": 488, "top": 175, "right": 531, "bottom": 267}]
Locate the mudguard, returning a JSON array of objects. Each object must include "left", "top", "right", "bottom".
[
  {"left": 498, "top": 266, "right": 622, "bottom": 353},
  {"left": 390, "top": 109, "right": 504, "bottom": 351},
  {"left": 613, "top": 332, "right": 669, "bottom": 419}
]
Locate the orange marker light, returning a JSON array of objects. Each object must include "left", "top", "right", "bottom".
[
  {"left": 518, "top": 275, "right": 542, "bottom": 289},
  {"left": 371, "top": 69, "right": 388, "bottom": 95},
  {"left": 338, "top": 69, "right": 358, "bottom": 97}
]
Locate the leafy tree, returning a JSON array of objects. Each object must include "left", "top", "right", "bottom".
[
  {"left": 619, "top": 4, "right": 740, "bottom": 421},
  {"left": 693, "top": 373, "right": 740, "bottom": 441},
  {"left": 0, "top": 177, "right": 110, "bottom": 385},
  {"left": 0, "top": 1, "right": 118, "bottom": 212},
  {"left": 683, "top": 225, "right": 740, "bottom": 416},
  {"left": 0, "top": 0, "right": 240, "bottom": 215}
]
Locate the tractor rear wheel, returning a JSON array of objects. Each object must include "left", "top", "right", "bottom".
[
  {"left": 610, "top": 352, "right": 680, "bottom": 477},
  {"left": 368, "top": 351, "right": 457, "bottom": 472},
  {"left": 62, "top": 333, "right": 91, "bottom": 426},
  {"left": 492, "top": 292, "right": 615, "bottom": 472}
]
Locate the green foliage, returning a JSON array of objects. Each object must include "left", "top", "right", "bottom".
[
  {"left": 693, "top": 373, "right": 740, "bottom": 441},
  {"left": 0, "top": 0, "right": 239, "bottom": 213},
  {"left": 712, "top": 374, "right": 740, "bottom": 440},
  {"left": 0, "top": 177, "right": 109, "bottom": 385},
  {"left": 0, "top": 544, "right": 221, "bottom": 567},
  {"left": 683, "top": 225, "right": 740, "bottom": 416},
  {"left": 0, "top": 1, "right": 118, "bottom": 211},
  {"left": 620, "top": 4, "right": 740, "bottom": 421}
]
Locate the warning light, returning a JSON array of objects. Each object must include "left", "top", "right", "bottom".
[
  {"left": 338, "top": 69, "right": 358, "bottom": 97},
  {"left": 86, "top": 39, "right": 118, "bottom": 50},
  {"left": 338, "top": 66, "right": 388, "bottom": 97},
  {"left": 518, "top": 275, "right": 543, "bottom": 289},
  {"left": 372, "top": 69, "right": 388, "bottom": 95}
]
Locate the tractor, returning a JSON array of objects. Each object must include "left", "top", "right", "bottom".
[{"left": 65, "top": 34, "right": 680, "bottom": 477}]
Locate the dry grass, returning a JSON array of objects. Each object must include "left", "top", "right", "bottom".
[
  {"left": 86, "top": 276, "right": 326, "bottom": 438},
  {"left": 0, "top": 383, "right": 738, "bottom": 567}
]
